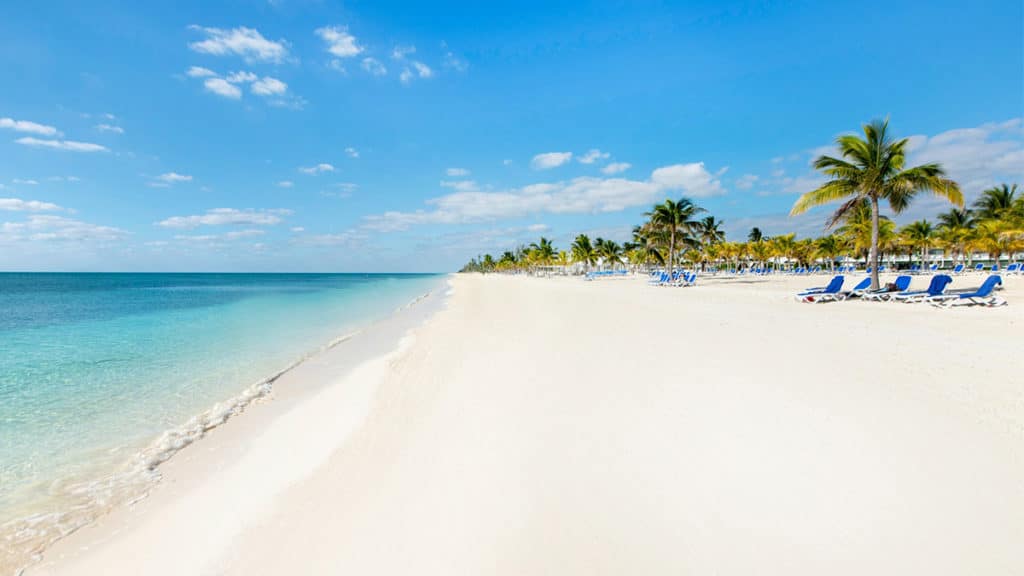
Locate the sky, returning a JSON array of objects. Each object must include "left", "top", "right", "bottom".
[{"left": 1, "top": 0, "right": 1021, "bottom": 272}]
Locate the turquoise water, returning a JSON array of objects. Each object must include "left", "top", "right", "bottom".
[{"left": 0, "top": 273, "right": 443, "bottom": 562}]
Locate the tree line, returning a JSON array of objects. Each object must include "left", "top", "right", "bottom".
[{"left": 461, "top": 119, "right": 1023, "bottom": 286}]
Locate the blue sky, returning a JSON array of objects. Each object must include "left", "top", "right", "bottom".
[{"left": 1, "top": 0, "right": 1021, "bottom": 271}]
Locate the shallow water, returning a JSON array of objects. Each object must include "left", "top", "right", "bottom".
[{"left": 0, "top": 272, "right": 443, "bottom": 567}]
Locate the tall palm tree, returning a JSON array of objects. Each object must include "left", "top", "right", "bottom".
[
  {"left": 972, "top": 183, "right": 1018, "bottom": 221},
  {"left": 747, "top": 227, "right": 763, "bottom": 242},
  {"left": 646, "top": 197, "right": 704, "bottom": 273},
  {"left": 696, "top": 216, "right": 726, "bottom": 245},
  {"left": 901, "top": 219, "right": 935, "bottom": 267},
  {"left": 790, "top": 118, "right": 963, "bottom": 289},
  {"left": 570, "top": 234, "right": 597, "bottom": 272}
]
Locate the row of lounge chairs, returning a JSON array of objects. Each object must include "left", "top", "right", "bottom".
[
  {"left": 649, "top": 271, "right": 697, "bottom": 287},
  {"left": 796, "top": 274, "right": 1007, "bottom": 307}
]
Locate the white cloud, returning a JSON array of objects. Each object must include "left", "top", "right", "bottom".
[
  {"left": 344, "top": 147, "right": 359, "bottom": 158},
  {"left": 0, "top": 215, "right": 124, "bottom": 242},
  {"left": 360, "top": 161, "right": 726, "bottom": 232},
  {"left": 440, "top": 180, "right": 479, "bottom": 192},
  {"left": 905, "top": 118, "right": 1023, "bottom": 195},
  {"left": 650, "top": 163, "right": 725, "bottom": 197},
  {"left": 157, "top": 208, "right": 292, "bottom": 229},
  {"left": 411, "top": 61, "right": 433, "bottom": 78},
  {"left": 601, "top": 162, "right": 631, "bottom": 175},
  {"left": 155, "top": 172, "right": 193, "bottom": 184},
  {"left": 391, "top": 45, "right": 416, "bottom": 59},
  {"left": 578, "top": 149, "right": 610, "bottom": 164},
  {"left": 277, "top": 180, "right": 294, "bottom": 188},
  {"left": 12, "top": 179, "right": 39, "bottom": 185},
  {"left": 188, "top": 26, "right": 290, "bottom": 63},
  {"left": 361, "top": 57, "right": 387, "bottom": 76},
  {"left": 186, "top": 66, "right": 216, "bottom": 78},
  {"left": 0, "top": 117, "right": 59, "bottom": 136},
  {"left": 252, "top": 76, "right": 287, "bottom": 96},
  {"left": 203, "top": 77, "right": 242, "bottom": 99},
  {"left": 47, "top": 176, "right": 80, "bottom": 182},
  {"left": 225, "top": 70, "right": 258, "bottom": 84},
  {"left": 399, "top": 61, "right": 433, "bottom": 84},
  {"left": 298, "top": 163, "right": 335, "bottom": 174},
  {"left": 446, "top": 167, "right": 470, "bottom": 177},
  {"left": 443, "top": 51, "right": 468, "bottom": 72},
  {"left": 175, "top": 228, "right": 265, "bottom": 242},
  {"left": 95, "top": 124, "right": 124, "bottom": 134},
  {"left": 290, "top": 226, "right": 305, "bottom": 232},
  {"left": 0, "top": 197, "right": 62, "bottom": 211},
  {"left": 502, "top": 159, "right": 513, "bottom": 166},
  {"left": 530, "top": 152, "right": 573, "bottom": 170},
  {"left": 735, "top": 174, "right": 759, "bottom": 190},
  {"left": 315, "top": 26, "right": 362, "bottom": 58},
  {"left": 15, "top": 137, "right": 107, "bottom": 152}
]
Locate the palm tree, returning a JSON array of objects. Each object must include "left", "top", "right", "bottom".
[
  {"left": 769, "top": 233, "right": 796, "bottom": 271},
  {"left": 530, "top": 237, "right": 556, "bottom": 267},
  {"left": 595, "top": 238, "right": 623, "bottom": 269},
  {"left": 791, "top": 118, "right": 962, "bottom": 289},
  {"left": 815, "top": 234, "right": 849, "bottom": 270},
  {"left": 696, "top": 216, "right": 726, "bottom": 245},
  {"left": 646, "top": 198, "right": 704, "bottom": 273},
  {"left": 570, "top": 234, "right": 597, "bottom": 272},
  {"left": 901, "top": 219, "right": 935, "bottom": 267},
  {"left": 973, "top": 183, "right": 1018, "bottom": 221},
  {"left": 747, "top": 227, "right": 763, "bottom": 243}
]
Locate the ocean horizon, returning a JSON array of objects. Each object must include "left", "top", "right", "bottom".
[{"left": 0, "top": 272, "right": 445, "bottom": 562}]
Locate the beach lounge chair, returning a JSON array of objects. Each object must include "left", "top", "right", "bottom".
[
  {"left": 929, "top": 275, "right": 1006, "bottom": 307},
  {"left": 843, "top": 277, "right": 872, "bottom": 298},
  {"left": 909, "top": 264, "right": 921, "bottom": 274},
  {"left": 796, "top": 275, "right": 844, "bottom": 302},
  {"left": 861, "top": 275, "right": 912, "bottom": 301},
  {"left": 929, "top": 264, "right": 939, "bottom": 273},
  {"left": 974, "top": 263, "right": 985, "bottom": 273},
  {"left": 891, "top": 275, "right": 953, "bottom": 303},
  {"left": 952, "top": 263, "right": 965, "bottom": 275}
]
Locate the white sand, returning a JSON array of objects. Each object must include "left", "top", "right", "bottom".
[{"left": 29, "top": 272, "right": 1024, "bottom": 575}]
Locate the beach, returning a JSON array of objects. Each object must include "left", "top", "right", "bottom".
[{"left": 27, "top": 271, "right": 1024, "bottom": 575}]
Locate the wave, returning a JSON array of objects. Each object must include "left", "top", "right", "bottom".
[{"left": 0, "top": 287, "right": 439, "bottom": 576}]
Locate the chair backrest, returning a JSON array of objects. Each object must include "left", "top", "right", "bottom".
[
  {"left": 823, "top": 275, "right": 845, "bottom": 293},
  {"left": 893, "top": 275, "right": 912, "bottom": 291},
  {"left": 953, "top": 264, "right": 964, "bottom": 273},
  {"left": 975, "top": 264, "right": 984, "bottom": 271},
  {"left": 927, "top": 275, "right": 953, "bottom": 295},
  {"left": 852, "top": 277, "right": 871, "bottom": 291},
  {"left": 973, "top": 275, "right": 1003, "bottom": 297}
]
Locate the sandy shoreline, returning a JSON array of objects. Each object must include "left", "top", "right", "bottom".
[{"left": 27, "top": 271, "right": 1024, "bottom": 575}]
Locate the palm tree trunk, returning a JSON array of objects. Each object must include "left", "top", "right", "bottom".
[
  {"left": 668, "top": 230, "right": 675, "bottom": 273},
  {"left": 869, "top": 196, "right": 881, "bottom": 290}
]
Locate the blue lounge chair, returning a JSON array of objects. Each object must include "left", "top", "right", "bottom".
[
  {"left": 929, "top": 275, "right": 1006, "bottom": 307},
  {"left": 796, "top": 275, "right": 844, "bottom": 302},
  {"left": 892, "top": 275, "right": 953, "bottom": 303},
  {"left": 974, "top": 263, "right": 985, "bottom": 273},
  {"left": 844, "top": 276, "right": 873, "bottom": 298},
  {"left": 909, "top": 264, "right": 921, "bottom": 274},
  {"left": 952, "top": 263, "right": 965, "bottom": 274},
  {"left": 862, "top": 275, "right": 913, "bottom": 301}
]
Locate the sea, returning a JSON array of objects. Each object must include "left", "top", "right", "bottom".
[{"left": 0, "top": 272, "right": 444, "bottom": 569}]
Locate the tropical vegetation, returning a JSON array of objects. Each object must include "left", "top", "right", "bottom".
[{"left": 460, "top": 120, "right": 1022, "bottom": 275}]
